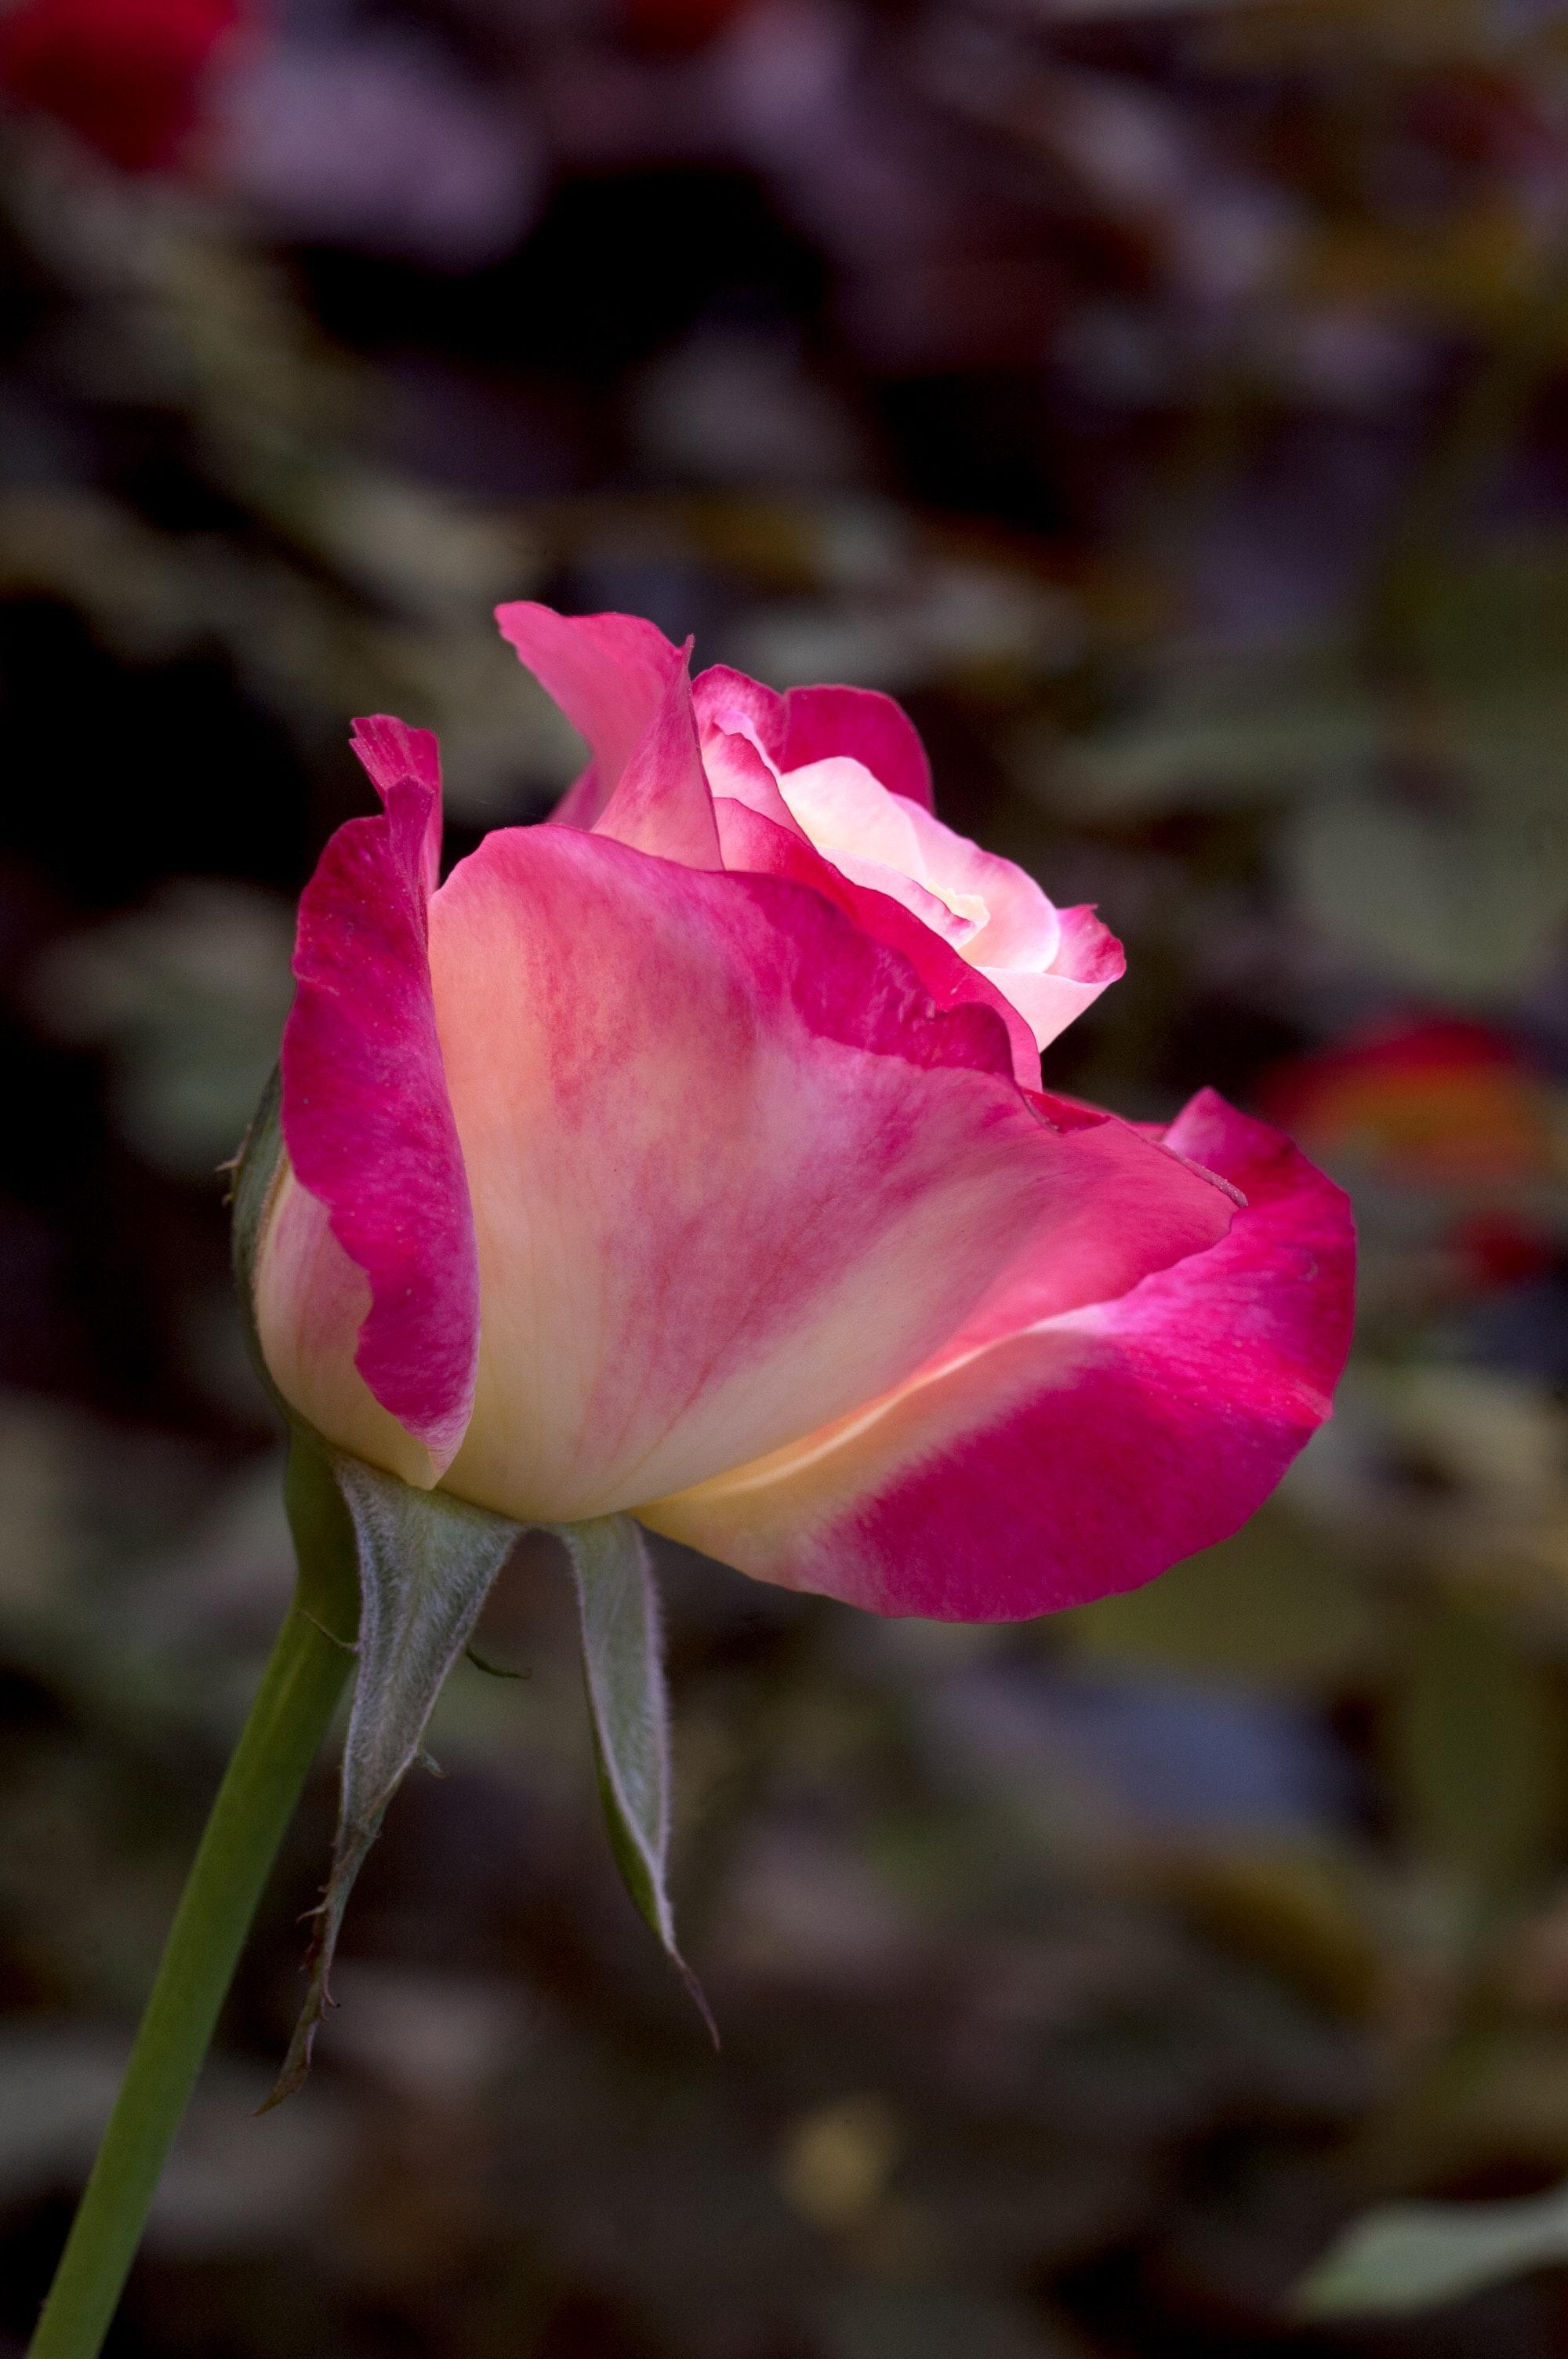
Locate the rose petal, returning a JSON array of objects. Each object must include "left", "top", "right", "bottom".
[
  {"left": 713, "top": 794, "right": 1043, "bottom": 1089},
  {"left": 255, "top": 1165, "right": 437, "bottom": 1485},
  {"left": 781, "top": 682, "right": 935, "bottom": 810},
  {"left": 640, "top": 1094, "right": 1354, "bottom": 1621},
  {"left": 348, "top": 714, "right": 442, "bottom": 897},
  {"left": 258, "top": 721, "right": 479, "bottom": 1479},
  {"left": 587, "top": 651, "right": 721, "bottom": 869},
  {"left": 775, "top": 753, "right": 931, "bottom": 881},
  {"left": 931, "top": 1087, "right": 1245, "bottom": 1357},
  {"left": 696, "top": 700, "right": 808, "bottom": 835},
  {"left": 702, "top": 685, "right": 1120, "bottom": 1056},
  {"left": 978, "top": 905, "right": 1126, "bottom": 1056},
  {"left": 1053, "top": 903, "right": 1126, "bottom": 988},
  {"left": 496, "top": 602, "right": 685, "bottom": 830},
  {"left": 422, "top": 830, "right": 1232, "bottom": 1525},
  {"left": 694, "top": 665, "right": 935, "bottom": 809},
  {"left": 899, "top": 809, "right": 1062, "bottom": 970}
]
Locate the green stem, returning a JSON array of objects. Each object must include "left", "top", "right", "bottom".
[{"left": 27, "top": 1437, "right": 359, "bottom": 2359}]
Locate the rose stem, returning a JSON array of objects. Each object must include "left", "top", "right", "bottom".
[{"left": 27, "top": 1437, "right": 359, "bottom": 2359}]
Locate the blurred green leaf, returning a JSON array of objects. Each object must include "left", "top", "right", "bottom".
[
  {"left": 1391, "top": 1601, "right": 1563, "bottom": 1899},
  {"left": 818, "top": 2286, "right": 1090, "bottom": 2359},
  {"left": 1284, "top": 793, "right": 1568, "bottom": 1001},
  {"left": 1407, "top": 543, "right": 1568, "bottom": 703},
  {"left": 34, "top": 882, "right": 296, "bottom": 1177},
  {"left": 1294, "top": 2179, "right": 1568, "bottom": 2318},
  {"left": 1062, "top": 658, "right": 1378, "bottom": 816},
  {"left": 1171, "top": 1845, "right": 1384, "bottom": 2016}
]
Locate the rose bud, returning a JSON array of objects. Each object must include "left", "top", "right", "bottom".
[{"left": 252, "top": 605, "right": 1353, "bottom": 1621}]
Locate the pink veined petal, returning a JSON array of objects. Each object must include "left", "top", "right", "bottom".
[
  {"left": 497, "top": 602, "right": 685, "bottom": 831},
  {"left": 639, "top": 1092, "right": 1355, "bottom": 1622},
  {"left": 813, "top": 842, "right": 982, "bottom": 951},
  {"left": 545, "top": 767, "right": 610, "bottom": 831},
  {"left": 693, "top": 664, "right": 935, "bottom": 809},
  {"left": 712, "top": 794, "right": 1043, "bottom": 1089},
  {"left": 255, "top": 1165, "right": 436, "bottom": 1488},
  {"left": 260, "top": 724, "right": 479, "bottom": 1479},
  {"left": 781, "top": 682, "right": 935, "bottom": 810},
  {"left": 696, "top": 696, "right": 1058, "bottom": 1069},
  {"left": 976, "top": 966, "right": 1118, "bottom": 1056},
  {"left": 586, "top": 647, "right": 721, "bottom": 869},
  {"left": 423, "top": 830, "right": 1234, "bottom": 1525},
  {"left": 836, "top": 804, "right": 1125, "bottom": 1054}
]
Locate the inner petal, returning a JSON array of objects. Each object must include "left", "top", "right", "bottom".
[
  {"left": 826, "top": 846, "right": 985, "bottom": 950},
  {"left": 777, "top": 754, "right": 929, "bottom": 880}
]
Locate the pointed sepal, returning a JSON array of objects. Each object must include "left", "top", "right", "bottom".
[
  {"left": 552, "top": 1515, "right": 715, "bottom": 2042},
  {"left": 266, "top": 1458, "right": 522, "bottom": 2106},
  {"left": 229, "top": 1064, "right": 285, "bottom": 1403}
]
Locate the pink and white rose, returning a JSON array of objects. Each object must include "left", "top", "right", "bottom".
[{"left": 252, "top": 604, "right": 1354, "bottom": 1620}]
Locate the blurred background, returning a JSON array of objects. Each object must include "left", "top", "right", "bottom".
[{"left": 4, "top": 0, "right": 1568, "bottom": 2350}]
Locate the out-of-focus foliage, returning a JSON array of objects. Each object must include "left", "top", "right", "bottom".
[
  {"left": 5, "top": 0, "right": 1568, "bottom": 2352},
  {"left": 1298, "top": 2179, "right": 1568, "bottom": 2317}
]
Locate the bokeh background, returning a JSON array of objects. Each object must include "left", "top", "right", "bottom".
[{"left": 4, "top": 0, "right": 1568, "bottom": 2350}]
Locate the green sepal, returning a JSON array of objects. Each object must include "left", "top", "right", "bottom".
[
  {"left": 228, "top": 1062, "right": 288, "bottom": 1413},
  {"left": 229, "top": 1072, "right": 709, "bottom": 2072},
  {"left": 266, "top": 1459, "right": 521, "bottom": 2106},
  {"left": 551, "top": 1516, "right": 715, "bottom": 2044},
  {"left": 232, "top": 1070, "right": 524, "bottom": 2103}
]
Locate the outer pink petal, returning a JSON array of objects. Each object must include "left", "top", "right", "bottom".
[
  {"left": 640, "top": 1094, "right": 1355, "bottom": 1622},
  {"left": 587, "top": 652, "right": 721, "bottom": 869},
  {"left": 693, "top": 665, "right": 935, "bottom": 809},
  {"left": 424, "top": 832, "right": 1234, "bottom": 1525},
  {"left": 496, "top": 602, "right": 684, "bottom": 830},
  {"left": 260, "top": 723, "right": 479, "bottom": 1478},
  {"left": 255, "top": 1169, "right": 437, "bottom": 1488},
  {"left": 932, "top": 1087, "right": 1244, "bottom": 1358},
  {"left": 713, "top": 794, "right": 1044, "bottom": 1089}
]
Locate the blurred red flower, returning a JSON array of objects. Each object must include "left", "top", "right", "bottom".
[
  {"left": 1261, "top": 1017, "right": 1559, "bottom": 1187},
  {"left": 621, "top": 0, "right": 750, "bottom": 53},
  {"left": 0, "top": 0, "right": 241, "bottom": 172}
]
